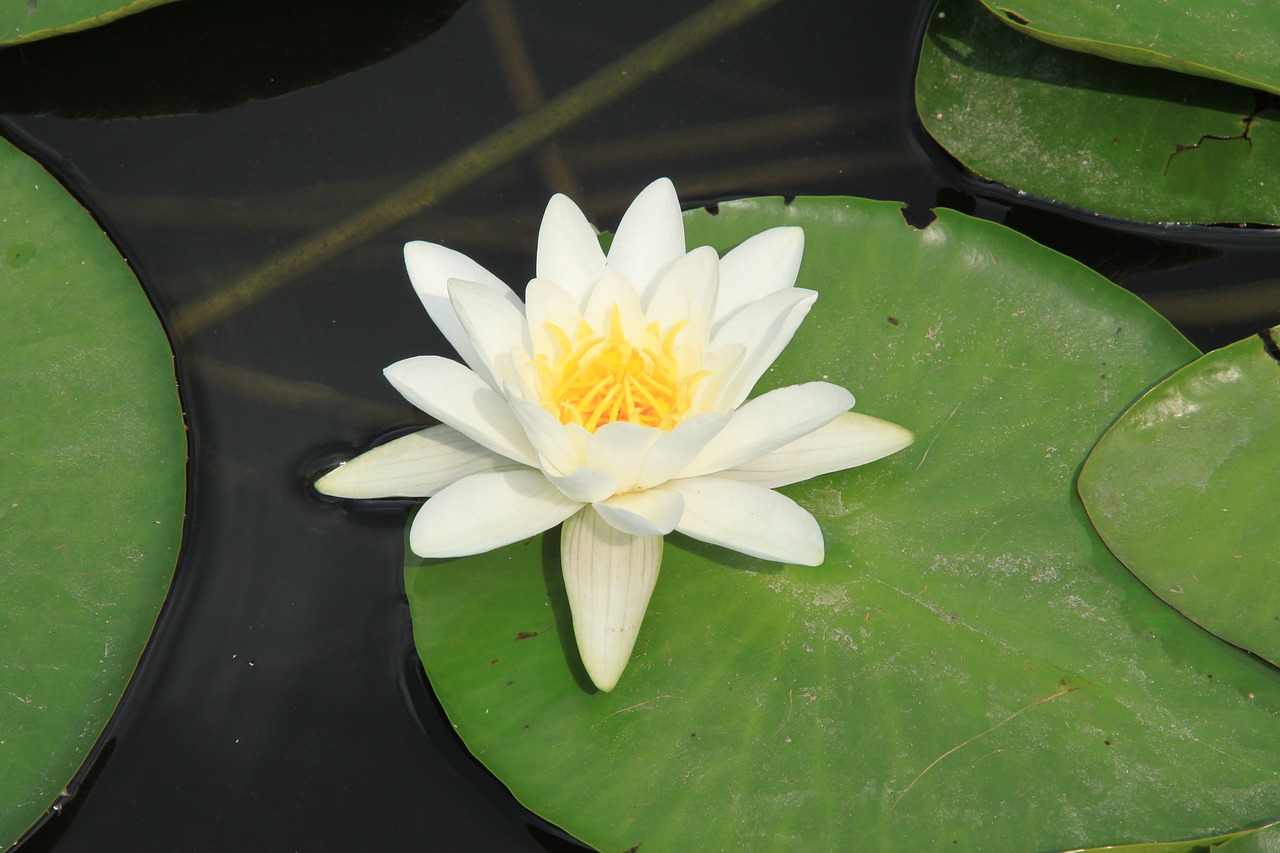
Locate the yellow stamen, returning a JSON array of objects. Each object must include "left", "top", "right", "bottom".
[{"left": 533, "top": 304, "right": 704, "bottom": 432}]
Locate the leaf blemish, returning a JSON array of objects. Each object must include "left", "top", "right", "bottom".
[{"left": 1163, "top": 93, "right": 1277, "bottom": 176}]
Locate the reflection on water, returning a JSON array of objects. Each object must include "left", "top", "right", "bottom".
[{"left": 5, "top": 0, "right": 1279, "bottom": 848}]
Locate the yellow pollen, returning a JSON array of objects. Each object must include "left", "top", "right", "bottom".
[{"left": 535, "top": 304, "right": 706, "bottom": 432}]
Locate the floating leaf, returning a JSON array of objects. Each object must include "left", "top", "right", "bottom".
[
  {"left": 977, "top": 0, "right": 1280, "bottom": 96},
  {"left": 0, "top": 0, "right": 464, "bottom": 119},
  {"left": 917, "top": 0, "right": 1280, "bottom": 225},
  {"left": 0, "top": 0, "right": 178, "bottom": 46},
  {"left": 1080, "top": 330, "right": 1280, "bottom": 667},
  {"left": 405, "top": 197, "right": 1280, "bottom": 850},
  {"left": 0, "top": 137, "right": 186, "bottom": 846}
]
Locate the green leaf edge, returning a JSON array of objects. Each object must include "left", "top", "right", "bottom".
[
  {"left": 976, "top": 0, "right": 1280, "bottom": 96},
  {"left": 0, "top": 0, "right": 180, "bottom": 47}
]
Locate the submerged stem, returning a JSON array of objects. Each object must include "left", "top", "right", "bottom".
[{"left": 172, "top": 0, "right": 790, "bottom": 337}]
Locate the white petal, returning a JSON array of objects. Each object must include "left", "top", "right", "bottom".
[
  {"left": 717, "top": 412, "right": 915, "bottom": 488},
  {"left": 668, "top": 477, "right": 824, "bottom": 565},
  {"left": 409, "top": 469, "right": 581, "bottom": 557},
  {"left": 403, "top": 242, "right": 522, "bottom": 383},
  {"left": 679, "top": 382, "right": 853, "bottom": 478},
  {"left": 448, "top": 278, "right": 529, "bottom": 389},
  {"left": 546, "top": 466, "right": 618, "bottom": 503},
  {"left": 314, "top": 425, "right": 519, "bottom": 498},
  {"left": 585, "top": 421, "right": 660, "bottom": 493},
  {"left": 715, "top": 227, "right": 804, "bottom": 326},
  {"left": 582, "top": 270, "right": 645, "bottom": 338},
  {"left": 537, "top": 193, "right": 607, "bottom": 305},
  {"left": 384, "top": 356, "right": 537, "bottom": 467},
  {"left": 505, "top": 395, "right": 578, "bottom": 476},
  {"left": 606, "top": 178, "right": 685, "bottom": 303},
  {"left": 689, "top": 343, "right": 746, "bottom": 414},
  {"left": 525, "top": 277, "right": 584, "bottom": 359},
  {"left": 561, "top": 506, "right": 663, "bottom": 691},
  {"left": 711, "top": 287, "right": 817, "bottom": 410},
  {"left": 594, "top": 488, "right": 685, "bottom": 537},
  {"left": 642, "top": 246, "right": 719, "bottom": 346},
  {"left": 636, "top": 412, "right": 730, "bottom": 488}
]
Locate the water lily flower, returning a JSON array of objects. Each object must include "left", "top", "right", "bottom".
[{"left": 317, "top": 178, "right": 913, "bottom": 691}]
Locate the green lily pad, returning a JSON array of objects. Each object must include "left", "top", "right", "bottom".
[
  {"left": 977, "top": 0, "right": 1280, "bottom": 96},
  {"left": 917, "top": 0, "right": 1280, "bottom": 225},
  {"left": 0, "top": 136, "right": 185, "bottom": 846},
  {"left": 0, "top": 0, "right": 179, "bottom": 46},
  {"left": 1079, "top": 330, "right": 1280, "bottom": 668},
  {"left": 406, "top": 197, "right": 1280, "bottom": 850}
]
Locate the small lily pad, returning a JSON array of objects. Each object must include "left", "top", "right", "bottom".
[
  {"left": 0, "top": 136, "right": 186, "bottom": 846},
  {"left": 406, "top": 197, "right": 1280, "bottom": 850},
  {"left": 917, "top": 0, "right": 1280, "bottom": 225},
  {"left": 1079, "top": 330, "right": 1280, "bottom": 667},
  {"left": 978, "top": 0, "right": 1280, "bottom": 96},
  {"left": 0, "top": 0, "right": 179, "bottom": 46}
]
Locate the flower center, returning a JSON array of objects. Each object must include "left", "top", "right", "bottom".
[{"left": 535, "top": 304, "right": 705, "bottom": 432}]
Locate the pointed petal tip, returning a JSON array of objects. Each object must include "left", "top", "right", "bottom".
[
  {"left": 401, "top": 239, "right": 436, "bottom": 269},
  {"left": 797, "top": 541, "right": 825, "bottom": 567},
  {"left": 644, "top": 176, "right": 676, "bottom": 195},
  {"left": 585, "top": 662, "right": 622, "bottom": 693},
  {"left": 312, "top": 464, "right": 347, "bottom": 497}
]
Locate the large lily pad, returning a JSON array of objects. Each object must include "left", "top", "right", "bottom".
[
  {"left": 0, "top": 0, "right": 178, "bottom": 46},
  {"left": 977, "top": 0, "right": 1280, "bottom": 96},
  {"left": 0, "top": 136, "right": 186, "bottom": 846},
  {"left": 917, "top": 0, "right": 1280, "bottom": 225},
  {"left": 406, "top": 197, "right": 1280, "bottom": 850},
  {"left": 1079, "top": 330, "right": 1280, "bottom": 667}
]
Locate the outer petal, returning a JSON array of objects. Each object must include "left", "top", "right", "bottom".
[
  {"left": 642, "top": 245, "right": 719, "bottom": 346},
  {"left": 667, "top": 477, "right": 824, "bottom": 565},
  {"left": 448, "top": 278, "right": 529, "bottom": 389},
  {"left": 714, "top": 226, "right": 804, "bottom": 327},
  {"left": 384, "top": 356, "right": 537, "bottom": 467},
  {"left": 594, "top": 488, "right": 684, "bottom": 537},
  {"left": 716, "top": 412, "right": 915, "bottom": 488},
  {"left": 606, "top": 177, "right": 685, "bottom": 303},
  {"left": 636, "top": 412, "right": 730, "bottom": 488},
  {"left": 561, "top": 506, "right": 663, "bottom": 692},
  {"left": 410, "top": 469, "right": 581, "bottom": 557},
  {"left": 403, "top": 241, "right": 523, "bottom": 381},
  {"left": 537, "top": 193, "right": 607, "bottom": 305},
  {"left": 678, "top": 382, "right": 853, "bottom": 478},
  {"left": 711, "top": 287, "right": 817, "bottom": 410},
  {"left": 314, "top": 425, "right": 520, "bottom": 498}
]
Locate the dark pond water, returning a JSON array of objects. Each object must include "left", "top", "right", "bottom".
[{"left": 5, "top": 0, "right": 1279, "bottom": 849}]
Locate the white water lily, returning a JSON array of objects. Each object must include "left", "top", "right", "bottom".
[{"left": 317, "top": 178, "right": 913, "bottom": 691}]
